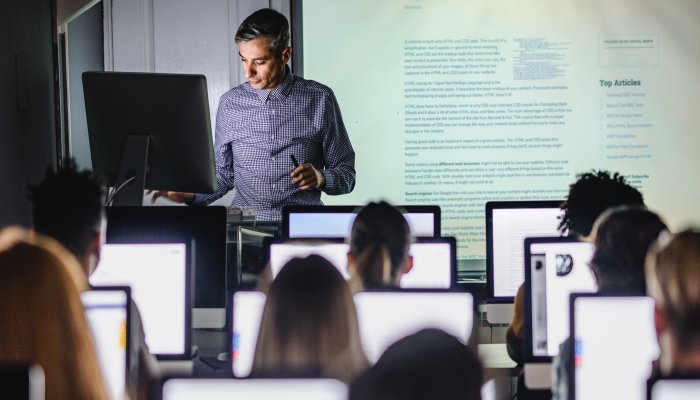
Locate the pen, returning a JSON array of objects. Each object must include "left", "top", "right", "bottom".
[{"left": 290, "top": 154, "right": 300, "bottom": 168}]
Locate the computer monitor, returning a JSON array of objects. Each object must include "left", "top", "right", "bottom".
[
  {"left": 353, "top": 291, "right": 474, "bottom": 363},
  {"left": 0, "top": 365, "right": 44, "bottom": 400},
  {"left": 162, "top": 378, "right": 347, "bottom": 400},
  {"left": 282, "top": 205, "right": 441, "bottom": 238},
  {"left": 485, "top": 200, "right": 564, "bottom": 301},
  {"left": 105, "top": 206, "right": 227, "bottom": 329},
  {"left": 265, "top": 237, "right": 457, "bottom": 288},
  {"left": 231, "top": 291, "right": 266, "bottom": 378},
  {"left": 523, "top": 237, "right": 596, "bottom": 362},
  {"left": 648, "top": 376, "right": 700, "bottom": 400},
  {"left": 82, "top": 287, "right": 130, "bottom": 400},
  {"left": 82, "top": 71, "right": 216, "bottom": 205},
  {"left": 90, "top": 243, "right": 191, "bottom": 360},
  {"left": 570, "top": 294, "right": 658, "bottom": 400}
]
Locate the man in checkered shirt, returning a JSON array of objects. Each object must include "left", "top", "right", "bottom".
[{"left": 152, "top": 8, "right": 355, "bottom": 221}]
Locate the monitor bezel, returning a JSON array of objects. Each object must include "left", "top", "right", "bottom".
[{"left": 646, "top": 374, "right": 700, "bottom": 400}]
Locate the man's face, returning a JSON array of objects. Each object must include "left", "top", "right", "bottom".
[{"left": 238, "top": 37, "right": 290, "bottom": 91}]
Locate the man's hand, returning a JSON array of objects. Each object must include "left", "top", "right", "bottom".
[
  {"left": 148, "top": 190, "right": 195, "bottom": 204},
  {"left": 291, "top": 163, "right": 325, "bottom": 190}
]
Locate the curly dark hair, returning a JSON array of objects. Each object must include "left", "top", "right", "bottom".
[
  {"left": 27, "top": 159, "right": 105, "bottom": 258},
  {"left": 558, "top": 170, "right": 644, "bottom": 237}
]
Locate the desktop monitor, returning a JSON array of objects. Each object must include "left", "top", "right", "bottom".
[
  {"left": 82, "top": 287, "right": 130, "bottom": 400},
  {"left": 0, "top": 365, "right": 45, "bottom": 400},
  {"left": 523, "top": 237, "right": 596, "bottom": 362},
  {"left": 265, "top": 237, "right": 457, "bottom": 289},
  {"left": 82, "top": 71, "right": 216, "bottom": 205},
  {"left": 282, "top": 205, "right": 441, "bottom": 238},
  {"left": 570, "top": 294, "right": 658, "bottom": 400},
  {"left": 162, "top": 378, "right": 347, "bottom": 400},
  {"left": 648, "top": 376, "right": 700, "bottom": 400},
  {"left": 485, "top": 200, "right": 564, "bottom": 301},
  {"left": 353, "top": 291, "right": 474, "bottom": 363},
  {"left": 90, "top": 243, "right": 191, "bottom": 360},
  {"left": 231, "top": 291, "right": 266, "bottom": 378},
  {"left": 105, "top": 206, "right": 228, "bottom": 328}
]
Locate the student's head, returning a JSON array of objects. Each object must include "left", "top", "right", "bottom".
[
  {"left": 588, "top": 206, "right": 667, "bottom": 294},
  {"left": 646, "top": 229, "right": 700, "bottom": 374},
  {"left": 559, "top": 170, "right": 644, "bottom": 237},
  {"left": 350, "top": 329, "right": 483, "bottom": 400},
  {"left": 348, "top": 201, "right": 413, "bottom": 290},
  {"left": 27, "top": 160, "right": 105, "bottom": 277},
  {"left": 0, "top": 227, "right": 109, "bottom": 400},
  {"left": 235, "top": 8, "right": 291, "bottom": 90},
  {"left": 252, "top": 255, "right": 368, "bottom": 383}
]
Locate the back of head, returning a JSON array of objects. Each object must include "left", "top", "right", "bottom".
[
  {"left": 646, "top": 229, "right": 700, "bottom": 351},
  {"left": 350, "top": 329, "right": 483, "bottom": 400},
  {"left": 253, "top": 255, "right": 367, "bottom": 382},
  {"left": 0, "top": 227, "right": 108, "bottom": 400},
  {"left": 559, "top": 170, "right": 644, "bottom": 237},
  {"left": 235, "top": 8, "right": 290, "bottom": 56},
  {"left": 349, "top": 201, "right": 412, "bottom": 288},
  {"left": 589, "top": 206, "right": 667, "bottom": 294},
  {"left": 27, "top": 159, "right": 104, "bottom": 264}
]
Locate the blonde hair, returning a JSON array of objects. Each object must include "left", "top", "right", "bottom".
[
  {"left": 646, "top": 229, "right": 700, "bottom": 349},
  {"left": 0, "top": 227, "right": 109, "bottom": 400},
  {"left": 252, "top": 255, "right": 368, "bottom": 383}
]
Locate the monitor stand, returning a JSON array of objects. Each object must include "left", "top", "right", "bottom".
[{"left": 111, "top": 134, "right": 150, "bottom": 206}]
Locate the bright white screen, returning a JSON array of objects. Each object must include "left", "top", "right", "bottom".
[
  {"left": 287, "top": 212, "right": 436, "bottom": 238},
  {"left": 269, "top": 242, "right": 453, "bottom": 288},
  {"left": 353, "top": 292, "right": 473, "bottom": 363},
  {"left": 231, "top": 291, "right": 266, "bottom": 378},
  {"left": 82, "top": 290, "right": 128, "bottom": 400},
  {"left": 302, "top": 0, "right": 700, "bottom": 260},
  {"left": 574, "top": 296, "right": 659, "bottom": 400},
  {"left": 162, "top": 379, "right": 347, "bottom": 400},
  {"left": 491, "top": 207, "right": 563, "bottom": 297},
  {"left": 529, "top": 241, "right": 596, "bottom": 357},
  {"left": 90, "top": 244, "right": 187, "bottom": 355},
  {"left": 651, "top": 380, "right": 700, "bottom": 400}
]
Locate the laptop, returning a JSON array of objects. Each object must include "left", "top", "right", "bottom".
[
  {"left": 485, "top": 201, "right": 564, "bottom": 324},
  {"left": 82, "top": 286, "right": 130, "bottom": 400}
]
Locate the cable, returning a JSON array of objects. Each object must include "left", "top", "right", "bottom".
[{"left": 105, "top": 175, "right": 137, "bottom": 206}]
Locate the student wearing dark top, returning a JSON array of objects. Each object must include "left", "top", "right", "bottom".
[
  {"left": 646, "top": 229, "right": 700, "bottom": 375},
  {"left": 347, "top": 201, "right": 413, "bottom": 293},
  {"left": 550, "top": 205, "right": 667, "bottom": 400},
  {"left": 28, "top": 160, "right": 159, "bottom": 400},
  {"left": 505, "top": 170, "right": 645, "bottom": 400}
]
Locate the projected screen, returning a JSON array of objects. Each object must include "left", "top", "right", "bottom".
[
  {"left": 353, "top": 291, "right": 474, "bottom": 363},
  {"left": 526, "top": 239, "right": 596, "bottom": 359},
  {"left": 90, "top": 243, "right": 189, "bottom": 357},
  {"left": 268, "top": 239, "right": 454, "bottom": 288},
  {"left": 285, "top": 210, "right": 438, "bottom": 238},
  {"left": 162, "top": 379, "right": 347, "bottom": 400},
  {"left": 297, "top": 0, "right": 700, "bottom": 260},
  {"left": 573, "top": 296, "right": 658, "bottom": 400},
  {"left": 650, "top": 379, "right": 700, "bottom": 400},
  {"left": 82, "top": 289, "right": 128, "bottom": 400},
  {"left": 231, "top": 291, "right": 266, "bottom": 378},
  {"left": 487, "top": 202, "right": 563, "bottom": 298}
]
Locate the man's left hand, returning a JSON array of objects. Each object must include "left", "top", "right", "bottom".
[{"left": 291, "top": 163, "right": 325, "bottom": 190}]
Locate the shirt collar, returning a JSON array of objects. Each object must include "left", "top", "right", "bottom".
[{"left": 249, "top": 65, "right": 294, "bottom": 103}]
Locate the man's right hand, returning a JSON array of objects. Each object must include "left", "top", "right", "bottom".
[{"left": 149, "top": 191, "right": 195, "bottom": 204}]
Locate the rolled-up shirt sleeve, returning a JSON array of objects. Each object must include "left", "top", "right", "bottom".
[{"left": 321, "top": 91, "right": 355, "bottom": 195}]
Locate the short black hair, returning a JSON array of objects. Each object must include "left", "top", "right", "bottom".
[
  {"left": 27, "top": 159, "right": 105, "bottom": 258},
  {"left": 559, "top": 170, "right": 644, "bottom": 237},
  {"left": 235, "top": 8, "right": 290, "bottom": 56}
]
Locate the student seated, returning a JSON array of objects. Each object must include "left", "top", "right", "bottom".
[
  {"left": 27, "top": 160, "right": 158, "bottom": 399},
  {"left": 551, "top": 205, "right": 667, "bottom": 400},
  {"left": 252, "top": 255, "right": 368, "bottom": 383},
  {"left": 0, "top": 228, "right": 109, "bottom": 400},
  {"left": 646, "top": 229, "right": 700, "bottom": 375},
  {"left": 349, "top": 328, "right": 483, "bottom": 400},
  {"left": 347, "top": 201, "right": 413, "bottom": 292}
]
